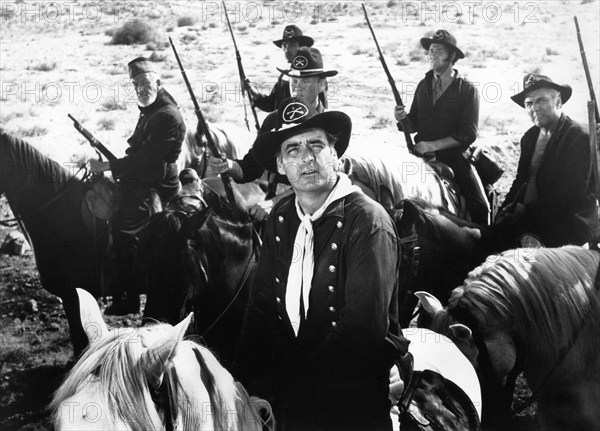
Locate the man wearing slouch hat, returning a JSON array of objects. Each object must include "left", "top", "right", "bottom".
[
  {"left": 494, "top": 73, "right": 599, "bottom": 247},
  {"left": 90, "top": 57, "right": 186, "bottom": 315}
]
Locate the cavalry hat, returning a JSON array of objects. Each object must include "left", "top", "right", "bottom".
[
  {"left": 420, "top": 29, "right": 465, "bottom": 59},
  {"left": 253, "top": 97, "right": 351, "bottom": 173},
  {"left": 128, "top": 57, "right": 156, "bottom": 78},
  {"left": 273, "top": 25, "right": 314, "bottom": 48},
  {"left": 511, "top": 73, "right": 572, "bottom": 107},
  {"left": 277, "top": 47, "right": 338, "bottom": 78}
]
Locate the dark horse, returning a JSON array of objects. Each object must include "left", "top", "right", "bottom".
[
  {"left": 389, "top": 199, "right": 486, "bottom": 327},
  {"left": 139, "top": 189, "right": 260, "bottom": 365},
  {"left": 0, "top": 131, "right": 113, "bottom": 355}
]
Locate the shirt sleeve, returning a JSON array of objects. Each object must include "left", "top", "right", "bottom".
[{"left": 450, "top": 82, "right": 479, "bottom": 150}]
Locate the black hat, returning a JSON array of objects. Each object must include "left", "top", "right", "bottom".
[
  {"left": 420, "top": 29, "right": 465, "bottom": 59},
  {"left": 253, "top": 98, "right": 351, "bottom": 173},
  {"left": 277, "top": 47, "right": 338, "bottom": 78},
  {"left": 128, "top": 57, "right": 156, "bottom": 78},
  {"left": 273, "top": 25, "right": 314, "bottom": 48},
  {"left": 511, "top": 73, "right": 572, "bottom": 107}
]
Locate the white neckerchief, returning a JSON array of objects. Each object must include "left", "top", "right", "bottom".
[{"left": 285, "top": 173, "right": 360, "bottom": 336}]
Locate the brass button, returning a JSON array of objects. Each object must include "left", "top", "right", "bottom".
[
  {"left": 329, "top": 306, "right": 336, "bottom": 312},
  {"left": 278, "top": 216, "right": 284, "bottom": 223},
  {"left": 275, "top": 277, "right": 280, "bottom": 283},
  {"left": 275, "top": 236, "right": 281, "bottom": 243},
  {"left": 331, "top": 243, "right": 337, "bottom": 251},
  {"left": 336, "top": 221, "right": 343, "bottom": 228},
  {"left": 276, "top": 297, "right": 281, "bottom": 303},
  {"left": 329, "top": 265, "right": 336, "bottom": 273},
  {"left": 331, "top": 321, "right": 337, "bottom": 327},
  {"left": 328, "top": 285, "right": 335, "bottom": 293}
]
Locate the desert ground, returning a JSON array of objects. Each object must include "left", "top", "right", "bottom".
[{"left": 1, "top": 0, "right": 599, "bottom": 429}]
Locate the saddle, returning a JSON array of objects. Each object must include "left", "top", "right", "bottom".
[{"left": 397, "top": 368, "right": 481, "bottom": 431}]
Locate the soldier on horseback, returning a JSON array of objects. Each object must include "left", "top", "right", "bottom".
[
  {"left": 394, "top": 30, "right": 489, "bottom": 225},
  {"left": 247, "top": 25, "right": 315, "bottom": 113},
  {"left": 206, "top": 47, "right": 337, "bottom": 221},
  {"left": 89, "top": 57, "right": 186, "bottom": 315}
]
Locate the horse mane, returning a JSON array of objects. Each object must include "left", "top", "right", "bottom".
[
  {"left": 52, "top": 324, "right": 265, "bottom": 430},
  {"left": 447, "top": 246, "right": 600, "bottom": 361},
  {"left": 0, "top": 131, "right": 74, "bottom": 202}
]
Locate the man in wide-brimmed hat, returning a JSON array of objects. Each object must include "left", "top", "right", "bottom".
[
  {"left": 394, "top": 29, "right": 489, "bottom": 225},
  {"left": 90, "top": 57, "right": 186, "bottom": 315},
  {"left": 249, "top": 25, "right": 315, "bottom": 113},
  {"left": 234, "top": 99, "right": 408, "bottom": 430},
  {"left": 207, "top": 47, "right": 337, "bottom": 221},
  {"left": 494, "top": 73, "right": 598, "bottom": 247}
]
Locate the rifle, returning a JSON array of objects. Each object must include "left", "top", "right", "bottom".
[
  {"left": 574, "top": 16, "right": 599, "bottom": 123},
  {"left": 68, "top": 114, "right": 116, "bottom": 161},
  {"left": 222, "top": 1, "right": 261, "bottom": 133},
  {"left": 361, "top": 3, "right": 414, "bottom": 153},
  {"left": 168, "top": 36, "right": 240, "bottom": 214}
]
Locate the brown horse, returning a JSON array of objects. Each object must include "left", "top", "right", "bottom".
[
  {"left": 0, "top": 131, "right": 115, "bottom": 355},
  {"left": 418, "top": 246, "right": 600, "bottom": 431}
]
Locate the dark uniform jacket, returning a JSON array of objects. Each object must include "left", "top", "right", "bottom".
[
  {"left": 235, "top": 191, "right": 407, "bottom": 430},
  {"left": 501, "top": 114, "right": 599, "bottom": 246},
  {"left": 253, "top": 74, "right": 291, "bottom": 113},
  {"left": 110, "top": 88, "right": 185, "bottom": 197}
]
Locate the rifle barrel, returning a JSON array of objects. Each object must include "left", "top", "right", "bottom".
[{"left": 574, "top": 16, "right": 600, "bottom": 123}]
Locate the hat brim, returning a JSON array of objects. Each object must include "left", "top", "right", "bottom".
[
  {"left": 277, "top": 67, "right": 338, "bottom": 78},
  {"left": 420, "top": 38, "right": 465, "bottom": 59},
  {"left": 273, "top": 35, "right": 314, "bottom": 48},
  {"left": 253, "top": 111, "right": 352, "bottom": 173},
  {"left": 510, "top": 81, "right": 572, "bottom": 107}
]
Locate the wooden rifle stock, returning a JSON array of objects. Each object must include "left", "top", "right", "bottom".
[
  {"left": 574, "top": 16, "right": 599, "bottom": 123},
  {"left": 68, "top": 114, "right": 116, "bottom": 161},
  {"left": 168, "top": 37, "right": 240, "bottom": 214},
  {"left": 361, "top": 3, "right": 414, "bottom": 153},
  {"left": 223, "top": 1, "right": 261, "bottom": 132}
]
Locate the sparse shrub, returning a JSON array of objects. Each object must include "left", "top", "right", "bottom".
[
  {"left": 100, "top": 99, "right": 127, "bottom": 111},
  {"left": 146, "top": 42, "right": 157, "bottom": 51},
  {"left": 32, "top": 62, "right": 56, "bottom": 72},
  {"left": 545, "top": 47, "right": 559, "bottom": 56},
  {"left": 97, "top": 118, "right": 115, "bottom": 131},
  {"left": 351, "top": 45, "right": 368, "bottom": 55},
  {"left": 166, "top": 26, "right": 174, "bottom": 32},
  {"left": 18, "top": 125, "right": 47, "bottom": 137},
  {"left": 149, "top": 52, "right": 167, "bottom": 62},
  {"left": 396, "top": 55, "right": 409, "bottom": 66},
  {"left": 177, "top": 16, "right": 196, "bottom": 27},
  {"left": 387, "top": 0, "right": 400, "bottom": 7},
  {"left": 208, "top": 22, "right": 217, "bottom": 28},
  {"left": 238, "top": 24, "right": 247, "bottom": 32},
  {"left": 109, "top": 21, "right": 156, "bottom": 45},
  {"left": 371, "top": 116, "right": 392, "bottom": 130},
  {"left": 409, "top": 46, "right": 426, "bottom": 62}
]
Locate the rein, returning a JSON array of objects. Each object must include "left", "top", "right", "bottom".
[{"left": 399, "top": 233, "right": 420, "bottom": 290}]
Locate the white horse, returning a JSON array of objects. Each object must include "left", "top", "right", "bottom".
[{"left": 51, "top": 288, "right": 273, "bottom": 431}]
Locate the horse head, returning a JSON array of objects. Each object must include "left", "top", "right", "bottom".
[
  {"left": 52, "top": 288, "right": 271, "bottom": 431},
  {"left": 392, "top": 199, "right": 483, "bottom": 326}
]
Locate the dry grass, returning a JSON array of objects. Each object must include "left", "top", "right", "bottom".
[{"left": 109, "top": 21, "right": 156, "bottom": 45}]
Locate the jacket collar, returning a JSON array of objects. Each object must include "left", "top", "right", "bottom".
[
  {"left": 138, "top": 88, "right": 177, "bottom": 114},
  {"left": 274, "top": 192, "right": 346, "bottom": 220}
]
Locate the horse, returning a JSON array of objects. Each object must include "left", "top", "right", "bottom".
[
  {"left": 389, "top": 199, "right": 485, "bottom": 327},
  {"left": 417, "top": 246, "right": 600, "bottom": 431},
  {"left": 51, "top": 288, "right": 273, "bottom": 430},
  {"left": 178, "top": 124, "right": 267, "bottom": 212},
  {"left": 390, "top": 327, "right": 482, "bottom": 430},
  {"left": 341, "top": 143, "right": 468, "bottom": 216},
  {"left": 138, "top": 188, "right": 260, "bottom": 365},
  {"left": 0, "top": 130, "right": 115, "bottom": 356}
]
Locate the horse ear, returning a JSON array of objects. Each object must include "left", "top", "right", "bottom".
[
  {"left": 414, "top": 291, "right": 443, "bottom": 317},
  {"left": 141, "top": 312, "right": 194, "bottom": 389},
  {"left": 76, "top": 288, "right": 108, "bottom": 344},
  {"left": 448, "top": 323, "right": 473, "bottom": 344}
]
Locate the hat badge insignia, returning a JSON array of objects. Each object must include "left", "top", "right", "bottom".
[
  {"left": 284, "top": 28, "right": 296, "bottom": 38},
  {"left": 525, "top": 74, "right": 536, "bottom": 87},
  {"left": 293, "top": 56, "right": 308, "bottom": 69},
  {"left": 434, "top": 30, "right": 443, "bottom": 39},
  {"left": 282, "top": 102, "right": 309, "bottom": 123}
]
